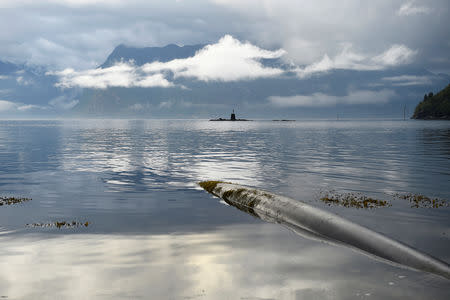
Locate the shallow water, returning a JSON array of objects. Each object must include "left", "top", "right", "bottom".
[{"left": 0, "top": 119, "right": 449, "bottom": 299}]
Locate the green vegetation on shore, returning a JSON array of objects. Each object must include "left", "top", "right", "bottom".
[{"left": 412, "top": 84, "right": 450, "bottom": 120}]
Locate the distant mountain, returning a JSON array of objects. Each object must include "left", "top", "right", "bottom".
[
  {"left": 412, "top": 84, "right": 450, "bottom": 120},
  {"left": 0, "top": 60, "right": 19, "bottom": 74},
  {"left": 0, "top": 60, "right": 76, "bottom": 117},
  {"left": 100, "top": 43, "right": 204, "bottom": 68}
]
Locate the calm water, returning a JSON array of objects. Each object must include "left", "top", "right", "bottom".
[{"left": 0, "top": 119, "right": 449, "bottom": 299}]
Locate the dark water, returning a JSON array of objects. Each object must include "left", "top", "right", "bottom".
[{"left": 0, "top": 119, "right": 449, "bottom": 299}]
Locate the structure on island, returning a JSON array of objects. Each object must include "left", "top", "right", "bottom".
[{"left": 210, "top": 109, "right": 250, "bottom": 121}]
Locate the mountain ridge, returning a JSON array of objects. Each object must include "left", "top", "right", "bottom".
[{"left": 100, "top": 43, "right": 205, "bottom": 68}]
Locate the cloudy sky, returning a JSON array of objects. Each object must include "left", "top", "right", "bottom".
[
  {"left": 0, "top": 0, "right": 448, "bottom": 117},
  {"left": 0, "top": 0, "right": 448, "bottom": 72}
]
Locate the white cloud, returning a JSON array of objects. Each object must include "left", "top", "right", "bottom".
[
  {"left": 295, "top": 46, "right": 378, "bottom": 78},
  {"left": 0, "top": 100, "right": 46, "bottom": 112},
  {"left": 16, "top": 76, "right": 33, "bottom": 86},
  {"left": 49, "top": 96, "right": 79, "bottom": 110},
  {"left": 128, "top": 103, "right": 145, "bottom": 111},
  {"left": 142, "top": 35, "right": 285, "bottom": 81},
  {"left": 0, "top": 75, "right": 10, "bottom": 80},
  {"left": 269, "top": 89, "right": 395, "bottom": 107},
  {"left": 381, "top": 75, "right": 432, "bottom": 86},
  {"left": 52, "top": 35, "right": 286, "bottom": 88},
  {"left": 17, "top": 104, "right": 42, "bottom": 111},
  {"left": 0, "top": 100, "right": 44, "bottom": 112},
  {"left": 372, "top": 44, "right": 417, "bottom": 66},
  {"left": 0, "top": 0, "right": 125, "bottom": 7},
  {"left": 158, "top": 101, "right": 173, "bottom": 109},
  {"left": 158, "top": 99, "right": 193, "bottom": 109},
  {"left": 51, "top": 62, "right": 174, "bottom": 89},
  {"left": 296, "top": 44, "right": 417, "bottom": 78},
  {"left": 0, "top": 89, "right": 12, "bottom": 97},
  {"left": 397, "top": 2, "right": 431, "bottom": 16},
  {"left": 0, "top": 100, "right": 17, "bottom": 112}
]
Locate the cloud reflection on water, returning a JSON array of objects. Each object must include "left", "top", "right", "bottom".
[
  {"left": 1, "top": 224, "right": 449, "bottom": 300},
  {"left": 57, "top": 120, "right": 265, "bottom": 190}
]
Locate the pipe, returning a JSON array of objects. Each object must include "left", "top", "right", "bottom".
[{"left": 199, "top": 181, "right": 450, "bottom": 280}]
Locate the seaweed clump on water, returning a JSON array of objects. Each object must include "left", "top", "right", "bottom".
[
  {"left": 0, "top": 196, "right": 32, "bottom": 206},
  {"left": 319, "top": 191, "right": 391, "bottom": 209},
  {"left": 26, "top": 221, "right": 90, "bottom": 229},
  {"left": 393, "top": 193, "right": 449, "bottom": 208}
]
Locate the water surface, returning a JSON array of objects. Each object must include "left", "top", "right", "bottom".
[{"left": 0, "top": 119, "right": 449, "bottom": 299}]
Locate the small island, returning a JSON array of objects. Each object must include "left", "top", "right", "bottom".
[
  {"left": 412, "top": 84, "right": 450, "bottom": 120},
  {"left": 210, "top": 110, "right": 251, "bottom": 121}
]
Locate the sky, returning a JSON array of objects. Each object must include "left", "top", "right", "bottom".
[
  {"left": 0, "top": 0, "right": 448, "bottom": 72},
  {"left": 0, "top": 0, "right": 449, "bottom": 117}
]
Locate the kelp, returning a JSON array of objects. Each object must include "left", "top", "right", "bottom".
[
  {"left": 393, "top": 193, "right": 449, "bottom": 208},
  {"left": 318, "top": 191, "right": 391, "bottom": 209},
  {"left": 198, "top": 181, "right": 225, "bottom": 194},
  {"left": 318, "top": 190, "right": 449, "bottom": 209},
  {"left": 0, "top": 196, "right": 32, "bottom": 206},
  {"left": 27, "top": 221, "right": 90, "bottom": 229}
]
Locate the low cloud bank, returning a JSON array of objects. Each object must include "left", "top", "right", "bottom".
[
  {"left": 51, "top": 35, "right": 286, "bottom": 89},
  {"left": 51, "top": 35, "right": 417, "bottom": 89},
  {"left": 295, "top": 44, "right": 417, "bottom": 78},
  {"left": 382, "top": 75, "right": 432, "bottom": 86},
  {"left": 0, "top": 99, "right": 43, "bottom": 112},
  {"left": 49, "top": 63, "right": 174, "bottom": 89},
  {"left": 0, "top": 96, "right": 78, "bottom": 113},
  {"left": 269, "top": 89, "right": 396, "bottom": 107},
  {"left": 397, "top": 1, "right": 431, "bottom": 16}
]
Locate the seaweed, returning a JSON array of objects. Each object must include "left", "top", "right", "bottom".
[
  {"left": 221, "top": 189, "right": 234, "bottom": 200},
  {"left": 261, "top": 192, "right": 274, "bottom": 199},
  {"left": 198, "top": 181, "right": 226, "bottom": 193},
  {"left": 318, "top": 191, "right": 391, "bottom": 209},
  {"left": 200, "top": 181, "right": 276, "bottom": 212},
  {"left": 26, "top": 221, "right": 90, "bottom": 229},
  {"left": 199, "top": 182, "right": 270, "bottom": 217},
  {"left": 0, "top": 196, "right": 32, "bottom": 206},
  {"left": 393, "top": 193, "right": 449, "bottom": 208},
  {"left": 219, "top": 188, "right": 261, "bottom": 217},
  {"left": 0, "top": 197, "right": 31, "bottom": 206},
  {"left": 318, "top": 190, "right": 449, "bottom": 209}
]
